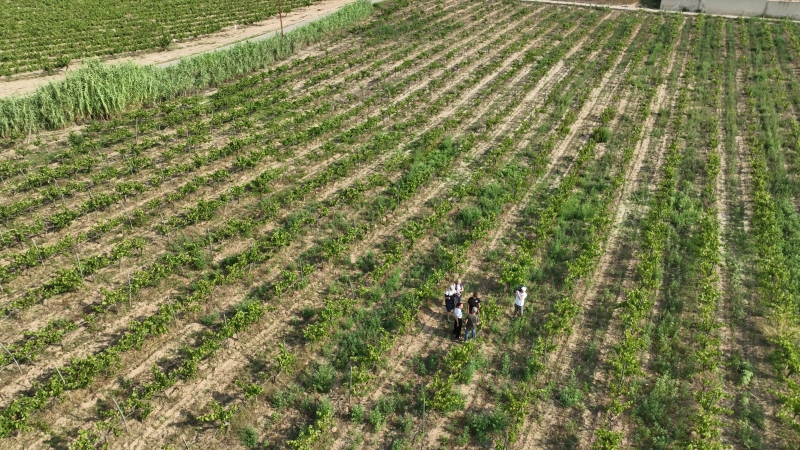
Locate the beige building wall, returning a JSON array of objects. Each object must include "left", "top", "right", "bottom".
[{"left": 661, "top": 0, "right": 800, "bottom": 18}]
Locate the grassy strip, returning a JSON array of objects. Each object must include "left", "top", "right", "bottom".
[{"left": 0, "top": 0, "right": 375, "bottom": 137}]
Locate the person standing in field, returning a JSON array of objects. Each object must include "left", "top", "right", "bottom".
[
  {"left": 453, "top": 302, "right": 463, "bottom": 339},
  {"left": 464, "top": 307, "right": 479, "bottom": 342},
  {"left": 444, "top": 285, "right": 455, "bottom": 321},
  {"left": 513, "top": 286, "right": 527, "bottom": 318},
  {"left": 467, "top": 292, "right": 481, "bottom": 314},
  {"left": 454, "top": 278, "right": 464, "bottom": 302}
]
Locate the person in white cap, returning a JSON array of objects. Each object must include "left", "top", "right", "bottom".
[{"left": 513, "top": 286, "right": 527, "bottom": 318}]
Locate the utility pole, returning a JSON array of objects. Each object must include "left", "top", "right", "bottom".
[{"left": 278, "top": 0, "right": 285, "bottom": 38}]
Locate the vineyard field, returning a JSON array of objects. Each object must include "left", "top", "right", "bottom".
[
  {"left": 1, "top": 0, "right": 800, "bottom": 449},
  {"left": 0, "top": 0, "right": 322, "bottom": 76}
]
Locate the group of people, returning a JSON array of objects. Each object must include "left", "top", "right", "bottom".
[{"left": 443, "top": 280, "right": 528, "bottom": 342}]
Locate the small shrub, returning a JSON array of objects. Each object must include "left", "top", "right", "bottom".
[
  {"left": 391, "top": 438, "right": 411, "bottom": 450},
  {"left": 351, "top": 404, "right": 365, "bottom": 424},
  {"left": 398, "top": 413, "right": 413, "bottom": 433},
  {"left": 558, "top": 372, "right": 584, "bottom": 408},
  {"left": 458, "top": 206, "right": 483, "bottom": 228},
  {"left": 500, "top": 353, "right": 511, "bottom": 377},
  {"left": 299, "top": 396, "right": 316, "bottom": 415},
  {"left": 301, "top": 306, "right": 316, "bottom": 320},
  {"left": 582, "top": 341, "right": 598, "bottom": 364},
  {"left": 158, "top": 34, "right": 172, "bottom": 50},
  {"left": 271, "top": 383, "right": 302, "bottom": 409},
  {"left": 368, "top": 409, "right": 385, "bottom": 431},
  {"left": 374, "top": 395, "right": 400, "bottom": 416},
  {"left": 54, "top": 55, "right": 71, "bottom": 69},
  {"left": 67, "top": 132, "right": 84, "bottom": 147},
  {"left": 200, "top": 313, "right": 218, "bottom": 327},
  {"left": 238, "top": 425, "right": 259, "bottom": 449},
  {"left": 305, "top": 363, "right": 336, "bottom": 393},
  {"left": 465, "top": 409, "right": 509, "bottom": 444},
  {"left": 356, "top": 251, "right": 378, "bottom": 272},
  {"left": 367, "top": 285, "right": 384, "bottom": 304},
  {"left": 317, "top": 396, "right": 333, "bottom": 418},
  {"left": 599, "top": 106, "right": 617, "bottom": 125},
  {"left": 456, "top": 428, "right": 470, "bottom": 446},
  {"left": 732, "top": 355, "right": 754, "bottom": 386},
  {"left": 459, "top": 356, "right": 485, "bottom": 384},
  {"left": 592, "top": 127, "right": 612, "bottom": 144},
  {"left": 736, "top": 392, "right": 765, "bottom": 429}
]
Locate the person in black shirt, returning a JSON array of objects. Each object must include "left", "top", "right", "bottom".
[
  {"left": 444, "top": 286, "right": 455, "bottom": 321},
  {"left": 467, "top": 292, "right": 481, "bottom": 314}
]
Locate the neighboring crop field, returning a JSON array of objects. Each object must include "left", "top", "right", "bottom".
[
  {"left": 1, "top": 0, "right": 800, "bottom": 448},
  {"left": 0, "top": 0, "right": 319, "bottom": 75}
]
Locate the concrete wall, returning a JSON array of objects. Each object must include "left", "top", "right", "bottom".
[
  {"left": 660, "top": 0, "right": 701, "bottom": 12},
  {"left": 700, "top": 0, "right": 767, "bottom": 16},
  {"left": 661, "top": 0, "right": 800, "bottom": 18},
  {"left": 765, "top": 1, "right": 800, "bottom": 20}
]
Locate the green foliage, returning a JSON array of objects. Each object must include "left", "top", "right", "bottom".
[
  {"left": 351, "top": 404, "right": 365, "bottom": 424},
  {"left": 238, "top": 425, "right": 259, "bottom": 449},
  {"left": 734, "top": 392, "right": 764, "bottom": 450},
  {"left": 591, "top": 127, "right": 612, "bottom": 143},
  {"left": 458, "top": 206, "right": 483, "bottom": 228},
  {"left": 288, "top": 396, "right": 334, "bottom": 450},
  {"left": 632, "top": 374, "right": 691, "bottom": 447},
  {"left": 195, "top": 400, "right": 238, "bottom": 431},
  {"left": 304, "top": 362, "right": 336, "bottom": 393},
  {"left": 599, "top": 106, "right": 617, "bottom": 125},
  {"left": 356, "top": 251, "right": 378, "bottom": 273},
  {"left": 592, "top": 427, "right": 623, "bottom": 450},
  {"left": 158, "top": 34, "right": 173, "bottom": 50},
  {"left": 558, "top": 372, "right": 584, "bottom": 408},
  {"left": 67, "top": 132, "right": 85, "bottom": 147},
  {"left": 235, "top": 379, "right": 264, "bottom": 400},
  {"left": 200, "top": 313, "right": 218, "bottom": 327},
  {"left": 368, "top": 409, "right": 385, "bottom": 431},
  {"left": 500, "top": 353, "right": 511, "bottom": 377},
  {"left": 301, "top": 306, "right": 316, "bottom": 320},
  {"left": 398, "top": 413, "right": 414, "bottom": 433},
  {"left": 465, "top": 409, "right": 509, "bottom": 444},
  {"left": 731, "top": 354, "right": 754, "bottom": 386},
  {"left": 271, "top": 384, "right": 302, "bottom": 409},
  {"left": 0, "top": 0, "right": 375, "bottom": 136}
]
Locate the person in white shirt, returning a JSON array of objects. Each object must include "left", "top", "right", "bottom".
[
  {"left": 513, "top": 286, "right": 527, "bottom": 318},
  {"left": 453, "top": 302, "right": 463, "bottom": 339}
]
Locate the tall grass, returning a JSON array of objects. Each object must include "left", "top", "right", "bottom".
[{"left": 0, "top": 0, "right": 373, "bottom": 137}]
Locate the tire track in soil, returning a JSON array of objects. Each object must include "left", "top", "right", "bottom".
[
  {"left": 0, "top": 0, "right": 534, "bottom": 398},
  {"left": 706, "top": 21, "right": 739, "bottom": 442},
  {"left": 724, "top": 22, "right": 788, "bottom": 450},
  {"left": 511, "top": 19, "right": 678, "bottom": 450},
  {"left": 515, "top": 17, "right": 689, "bottom": 449},
  {"left": 580, "top": 38, "right": 691, "bottom": 450},
  {"left": 578, "top": 22, "right": 698, "bottom": 447}
]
